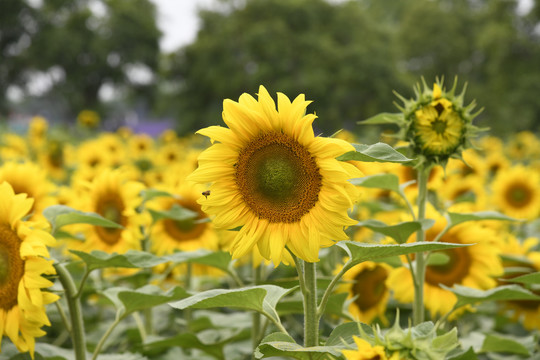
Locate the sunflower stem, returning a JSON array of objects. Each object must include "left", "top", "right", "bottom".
[
  {"left": 317, "top": 260, "right": 352, "bottom": 320},
  {"left": 252, "top": 264, "right": 263, "bottom": 356},
  {"left": 54, "top": 262, "right": 87, "bottom": 360},
  {"left": 302, "top": 261, "right": 319, "bottom": 347},
  {"left": 92, "top": 315, "right": 122, "bottom": 360},
  {"left": 413, "top": 166, "right": 429, "bottom": 325}
]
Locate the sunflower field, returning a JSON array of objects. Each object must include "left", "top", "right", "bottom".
[{"left": 0, "top": 80, "right": 540, "bottom": 360}]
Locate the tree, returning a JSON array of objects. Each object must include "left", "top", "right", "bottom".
[
  {"left": 20, "top": 0, "right": 162, "bottom": 120},
  {"left": 159, "top": 0, "right": 405, "bottom": 136}
]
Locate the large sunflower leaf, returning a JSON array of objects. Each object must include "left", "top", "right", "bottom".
[
  {"left": 446, "top": 211, "right": 518, "bottom": 227},
  {"left": 337, "top": 143, "right": 414, "bottom": 163},
  {"left": 164, "top": 250, "right": 232, "bottom": 273},
  {"left": 101, "top": 285, "right": 189, "bottom": 318},
  {"left": 441, "top": 284, "right": 540, "bottom": 308},
  {"left": 326, "top": 322, "right": 374, "bottom": 347},
  {"left": 352, "top": 220, "right": 434, "bottom": 244},
  {"left": 140, "top": 188, "right": 177, "bottom": 203},
  {"left": 337, "top": 241, "right": 470, "bottom": 267},
  {"left": 169, "top": 285, "right": 295, "bottom": 324},
  {"left": 254, "top": 333, "right": 343, "bottom": 360},
  {"left": 43, "top": 204, "right": 123, "bottom": 234}
]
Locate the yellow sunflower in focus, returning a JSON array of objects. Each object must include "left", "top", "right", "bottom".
[
  {"left": 0, "top": 161, "right": 56, "bottom": 222},
  {"left": 74, "top": 169, "right": 146, "bottom": 254},
  {"left": 491, "top": 165, "right": 540, "bottom": 220},
  {"left": 0, "top": 182, "right": 59, "bottom": 357},
  {"left": 189, "top": 86, "right": 361, "bottom": 264},
  {"left": 342, "top": 336, "right": 401, "bottom": 360},
  {"left": 337, "top": 261, "right": 392, "bottom": 324},
  {"left": 387, "top": 207, "right": 503, "bottom": 319}
]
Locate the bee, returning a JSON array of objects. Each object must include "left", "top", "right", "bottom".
[{"left": 202, "top": 190, "right": 211, "bottom": 199}]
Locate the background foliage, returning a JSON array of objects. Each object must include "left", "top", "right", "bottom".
[{"left": 2, "top": 0, "right": 540, "bottom": 137}]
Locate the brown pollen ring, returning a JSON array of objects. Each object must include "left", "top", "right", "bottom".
[{"left": 235, "top": 132, "right": 322, "bottom": 223}]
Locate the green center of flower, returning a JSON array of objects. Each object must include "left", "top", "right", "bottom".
[
  {"left": 257, "top": 152, "right": 298, "bottom": 201},
  {"left": 506, "top": 184, "right": 531, "bottom": 208},
  {"left": 431, "top": 119, "right": 447, "bottom": 135},
  {"left": 0, "top": 224, "right": 24, "bottom": 310},
  {"left": 236, "top": 131, "right": 322, "bottom": 223}
]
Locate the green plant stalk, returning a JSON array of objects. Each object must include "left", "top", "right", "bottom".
[
  {"left": 252, "top": 264, "right": 262, "bottom": 356},
  {"left": 303, "top": 261, "right": 319, "bottom": 347},
  {"left": 413, "top": 166, "right": 429, "bottom": 325},
  {"left": 92, "top": 316, "right": 122, "bottom": 360},
  {"left": 54, "top": 263, "right": 87, "bottom": 360}
]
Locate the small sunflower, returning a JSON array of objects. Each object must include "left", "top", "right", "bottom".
[
  {"left": 491, "top": 165, "right": 540, "bottom": 220},
  {"left": 337, "top": 261, "right": 392, "bottom": 324},
  {"left": 74, "top": 169, "right": 146, "bottom": 254},
  {"left": 342, "top": 336, "right": 401, "bottom": 360},
  {"left": 189, "top": 86, "right": 361, "bottom": 264},
  {"left": 0, "top": 161, "right": 56, "bottom": 222},
  {"left": 147, "top": 183, "right": 219, "bottom": 256},
  {"left": 0, "top": 182, "right": 59, "bottom": 357},
  {"left": 387, "top": 207, "right": 503, "bottom": 319},
  {"left": 394, "top": 78, "right": 481, "bottom": 165},
  {"left": 76, "top": 109, "right": 100, "bottom": 129}
]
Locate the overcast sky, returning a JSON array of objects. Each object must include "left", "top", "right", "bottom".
[{"left": 152, "top": 0, "right": 217, "bottom": 52}]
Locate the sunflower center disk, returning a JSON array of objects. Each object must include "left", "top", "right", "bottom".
[
  {"left": 236, "top": 132, "right": 322, "bottom": 223},
  {"left": 352, "top": 266, "right": 388, "bottom": 311},
  {"left": 96, "top": 197, "right": 126, "bottom": 245},
  {"left": 507, "top": 184, "right": 531, "bottom": 207},
  {"left": 0, "top": 225, "right": 24, "bottom": 310},
  {"left": 431, "top": 119, "right": 447, "bottom": 135},
  {"left": 425, "top": 246, "right": 471, "bottom": 287},
  {"left": 164, "top": 201, "right": 207, "bottom": 242}
]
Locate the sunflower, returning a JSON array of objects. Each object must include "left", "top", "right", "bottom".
[
  {"left": 337, "top": 261, "right": 392, "bottom": 324},
  {"left": 73, "top": 169, "right": 146, "bottom": 254},
  {"left": 496, "top": 235, "right": 540, "bottom": 331},
  {"left": 188, "top": 86, "right": 360, "bottom": 264},
  {"left": 0, "top": 182, "right": 59, "bottom": 357},
  {"left": 147, "top": 183, "right": 219, "bottom": 256},
  {"left": 76, "top": 109, "right": 100, "bottom": 129},
  {"left": 387, "top": 207, "right": 503, "bottom": 319},
  {"left": 439, "top": 174, "right": 487, "bottom": 210},
  {"left": 491, "top": 165, "right": 540, "bottom": 220},
  {"left": 0, "top": 161, "right": 56, "bottom": 222},
  {"left": 342, "top": 336, "right": 401, "bottom": 360},
  {"left": 394, "top": 78, "right": 481, "bottom": 165}
]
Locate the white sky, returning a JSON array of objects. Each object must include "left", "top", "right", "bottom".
[{"left": 152, "top": 0, "right": 217, "bottom": 52}]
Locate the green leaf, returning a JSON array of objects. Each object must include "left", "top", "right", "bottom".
[
  {"left": 147, "top": 203, "right": 199, "bottom": 223},
  {"left": 505, "top": 271, "right": 540, "bottom": 285},
  {"left": 426, "top": 252, "right": 450, "bottom": 266},
  {"left": 447, "top": 211, "right": 518, "bottom": 227},
  {"left": 353, "top": 220, "right": 432, "bottom": 244},
  {"left": 70, "top": 249, "right": 163, "bottom": 271},
  {"left": 358, "top": 112, "right": 404, "bottom": 125},
  {"left": 337, "top": 241, "right": 471, "bottom": 267},
  {"left": 447, "top": 347, "right": 478, "bottom": 360},
  {"left": 254, "top": 333, "right": 342, "bottom": 360},
  {"left": 326, "top": 322, "right": 374, "bottom": 347},
  {"left": 481, "top": 334, "right": 530, "bottom": 356},
  {"left": 349, "top": 173, "right": 400, "bottom": 192},
  {"left": 140, "top": 188, "right": 176, "bottom": 203},
  {"left": 169, "top": 285, "right": 295, "bottom": 324},
  {"left": 43, "top": 205, "right": 123, "bottom": 234},
  {"left": 142, "top": 329, "right": 248, "bottom": 359},
  {"left": 102, "top": 285, "right": 188, "bottom": 318},
  {"left": 337, "top": 143, "right": 414, "bottom": 163},
  {"left": 442, "top": 284, "right": 540, "bottom": 308},
  {"left": 164, "top": 250, "right": 232, "bottom": 273}
]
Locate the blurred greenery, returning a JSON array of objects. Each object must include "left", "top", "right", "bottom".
[{"left": 2, "top": 0, "right": 540, "bottom": 137}]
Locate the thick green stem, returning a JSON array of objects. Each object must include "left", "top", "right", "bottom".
[
  {"left": 55, "top": 263, "right": 87, "bottom": 360},
  {"left": 413, "top": 166, "right": 429, "bottom": 325},
  {"left": 302, "top": 261, "right": 319, "bottom": 347}
]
